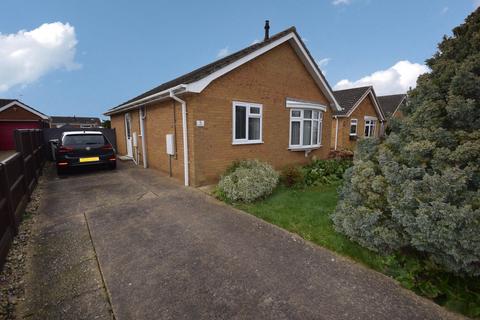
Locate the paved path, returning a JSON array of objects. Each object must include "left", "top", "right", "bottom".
[{"left": 21, "top": 162, "right": 462, "bottom": 320}]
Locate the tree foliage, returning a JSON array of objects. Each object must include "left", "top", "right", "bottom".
[{"left": 332, "top": 8, "right": 480, "bottom": 276}]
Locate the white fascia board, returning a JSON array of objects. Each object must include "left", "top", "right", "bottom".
[
  {"left": 186, "top": 34, "right": 296, "bottom": 93},
  {"left": 104, "top": 85, "right": 187, "bottom": 116},
  {"left": 345, "top": 89, "right": 386, "bottom": 121},
  {"left": 391, "top": 96, "right": 406, "bottom": 118},
  {"left": 108, "top": 30, "right": 341, "bottom": 115},
  {"left": 286, "top": 98, "right": 327, "bottom": 111},
  {"left": 187, "top": 33, "right": 342, "bottom": 112},
  {"left": 288, "top": 33, "right": 342, "bottom": 112},
  {"left": 0, "top": 101, "right": 49, "bottom": 120}
]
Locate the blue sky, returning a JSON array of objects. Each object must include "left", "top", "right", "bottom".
[{"left": 0, "top": 0, "right": 478, "bottom": 119}]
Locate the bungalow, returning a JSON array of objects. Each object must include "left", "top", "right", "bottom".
[
  {"left": 105, "top": 24, "right": 342, "bottom": 186},
  {"left": 50, "top": 116, "right": 102, "bottom": 128},
  {"left": 330, "top": 86, "right": 386, "bottom": 151},
  {"left": 0, "top": 99, "right": 49, "bottom": 150},
  {"left": 378, "top": 94, "right": 407, "bottom": 120}
]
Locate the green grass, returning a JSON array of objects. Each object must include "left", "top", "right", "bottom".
[
  {"left": 232, "top": 184, "right": 480, "bottom": 319},
  {"left": 235, "top": 183, "right": 386, "bottom": 271}
]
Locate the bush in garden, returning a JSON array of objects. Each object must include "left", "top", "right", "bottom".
[
  {"left": 302, "top": 159, "right": 353, "bottom": 186},
  {"left": 280, "top": 165, "right": 304, "bottom": 187},
  {"left": 218, "top": 160, "right": 279, "bottom": 202},
  {"left": 332, "top": 9, "right": 480, "bottom": 276}
]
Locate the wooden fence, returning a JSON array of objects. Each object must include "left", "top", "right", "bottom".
[{"left": 0, "top": 129, "right": 45, "bottom": 269}]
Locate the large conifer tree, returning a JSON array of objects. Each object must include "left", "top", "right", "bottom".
[{"left": 332, "top": 8, "right": 480, "bottom": 276}]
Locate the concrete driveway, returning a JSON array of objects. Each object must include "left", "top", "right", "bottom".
[{"left": 21, "top": 162, "right": 462, "bottom": 320}]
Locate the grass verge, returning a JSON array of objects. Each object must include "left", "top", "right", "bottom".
[{"left": 232, "top": 184, "right": 480, "bottom": 319}]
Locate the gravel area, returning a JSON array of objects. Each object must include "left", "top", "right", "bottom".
[{"left": 0, "top": 178, "right": 43, "bottom": 319}]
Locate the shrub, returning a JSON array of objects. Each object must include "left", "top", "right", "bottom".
[
  {"left": 302, "top": 159, "right": 352, "bottom": 186},
  {"left": 280, "top": 165, "right": 304, "bottom": 187},
  {"left": 218, "top": 160, "right": 279, "bottom": 202},
  {"left": 332, "top": 9, "right": 480, "bottom": 277}
]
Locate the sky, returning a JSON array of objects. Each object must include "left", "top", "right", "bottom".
[{"left": 0, "top": 0, "right": 478, "bottom": 119}]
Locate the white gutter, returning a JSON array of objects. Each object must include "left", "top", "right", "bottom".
[
  {"left": 334, "top": 116, "right": 339, "bottom": 151},
  {"left": 104, "top": 84, "right": 187, "bottom": 116},
  {"left": 139, "top": 106, "right": 148, "bottom": 168},
  {"left": 169, "top": 90, "right": 189, "bottom": 186}
]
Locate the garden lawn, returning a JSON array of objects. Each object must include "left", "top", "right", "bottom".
[
  {"left": 235, "top": 183, "right": 386, "bottom": 271},
  {"left": 234, "top": 184, "right": 480, "bottom": 319}
]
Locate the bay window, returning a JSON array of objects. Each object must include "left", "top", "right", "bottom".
[
  {"left": 232, "top": 101, "right": 262, "bottom": 144},
  {"left": 289, "top": 108, "right": 323, "bottom": 149}
]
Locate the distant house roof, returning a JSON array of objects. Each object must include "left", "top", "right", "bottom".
[
  {"left": 0, "top": 99, "right": 15, "bottom": 108},
  {"left": 0, "top": 99, "right": 49, "bottom": 120},
  {"left": 105, "top": 26, "right": 341, "bottom": 116},
  {"left": 50, "top": 116, "right": 101, "bottom": 125},
  {"left": 332, "top": 86, "right": 385, "bottom": 121},
  {"left": 378, "top": 94, "right": 406, "bottom": 118}
]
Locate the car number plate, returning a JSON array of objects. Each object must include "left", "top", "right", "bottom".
[{"left": 80, "top": 157, "right": 100, "bottom": 163}]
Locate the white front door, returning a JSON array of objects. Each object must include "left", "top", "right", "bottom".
[{"left": 125, "top": 113, "right": 133, "bottom": 157}]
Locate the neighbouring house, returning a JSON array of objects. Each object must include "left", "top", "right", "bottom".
[
  {"left": 378, "top": 94, "right": 407, "bottom": 120},
  {"left": 330, "top": 86, "right": 386, "bottom": 151},
  {"left": 105, "top": 24, "right": 342, "bottom": 187},
  {"left": 0, "top": 99, "right": 49, "bottom": 151},
  {"left": 50, "top": 116, "right": 102, "bottom": 128}
]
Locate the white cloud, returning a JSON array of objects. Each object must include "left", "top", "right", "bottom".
[
  {"left": 317, "top": 58, "right": 330, "bottom": 68},
  {"left": 316, "top": 58, "right": 331, "bottom": 75},
  {"left": 474, "top": 0, "right": 480, "bottom": 8},
  {"left": 334, "top": 60, "right": 429, "bottom": 95},
  {"left": 441, "top": 6, "right": 449, "bottom": 14},
  {"left": 332, "top": 0, "right": 351, "bottom": 5},
  {"left": 217, "top": 46, "right": 230, "bottom": 58},
  {"left": 0, "top": 22, "right": 80, "bottom": 92}
]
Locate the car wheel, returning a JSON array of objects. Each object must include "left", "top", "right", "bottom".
[
  {"left": 57, "top": 167, "right": 67, "bottom": 175},
  {"left": 109, "top": 162, "right": 117, "bottom": 170}
]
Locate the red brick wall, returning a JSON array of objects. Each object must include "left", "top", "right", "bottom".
[{"left": 191, "top": 42, "right": 334, "bottom": 186}]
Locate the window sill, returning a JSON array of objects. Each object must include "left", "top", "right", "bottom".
[
  {"left": 288, "top": 145, "right": 322, "bottom": 151},
  {"left": 232, "top": 141, "right": 264, "bottom": 145}
]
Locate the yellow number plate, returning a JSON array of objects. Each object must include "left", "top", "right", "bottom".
[{"left": 80, "top": 157, "right": 100, "bottom": 163}]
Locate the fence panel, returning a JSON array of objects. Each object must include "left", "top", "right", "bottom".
[
  {"left": 0, "top": 163, "right": 14, "bottom": 268},
  {"left": 0, "top": 129, "right": 45, "bottom": 270}
]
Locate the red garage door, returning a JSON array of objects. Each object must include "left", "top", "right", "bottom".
[{"left": 0, "top": 122, "right": 40, "bottom": 150}]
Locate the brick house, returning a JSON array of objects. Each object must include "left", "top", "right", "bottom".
[
  {"left": 378, "top": 94, "right": 407, "bottom": 120},
  {"left": 105, "top": 26, "right": 342, "bottom": 186},
  {"left": 330, "top": 86, "right": 386, "bottom": 151},
  {"left": 0, "top": 99, "right": 49, "bottom": 150}
]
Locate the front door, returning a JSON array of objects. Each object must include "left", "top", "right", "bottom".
[{"left": 125, "top": 113, "right": 133, "bottom": 157}]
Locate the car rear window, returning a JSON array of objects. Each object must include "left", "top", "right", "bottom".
[{"left": 63, "top": 134, "right": 107, "bottom": 146}]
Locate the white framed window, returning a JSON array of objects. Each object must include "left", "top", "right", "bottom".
[
  {"left": 289, "top": 109, "right": 323, "bottom": 149},
  {"left": 350, "top": 119, "right": 358, "bottom": 136},
  {"left": 364, "top": 117, "right": 377, "bottom": 137},
  {"left": 232, "top": 101, "right": 262, "bottom": 144}
]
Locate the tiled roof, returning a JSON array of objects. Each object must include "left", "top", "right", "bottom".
[
  {"left": 332, "top": 86, "right": 372, "bottom": 116},
  {"left": 109, "top": 26, "right": 333, "bottom": 112},
  {"left": 378, "top": 94, "right": 406, "bottom": 118},
  {"left": 0, "top": 98, "right": 49, "bottom": 118},
  {"left": 50, "top": 116, "right": 101, "bottom": 124},
  {"left": 0, "top": 99, "right": 15, "bottom": 108}
]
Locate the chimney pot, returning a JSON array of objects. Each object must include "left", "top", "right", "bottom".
[{"left": 264, "top": 20, "right": 270, "bottom": 41}]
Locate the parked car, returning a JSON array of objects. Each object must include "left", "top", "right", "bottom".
[{"left": 53, "top": 131, "right": 116, "bottom": 174}]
